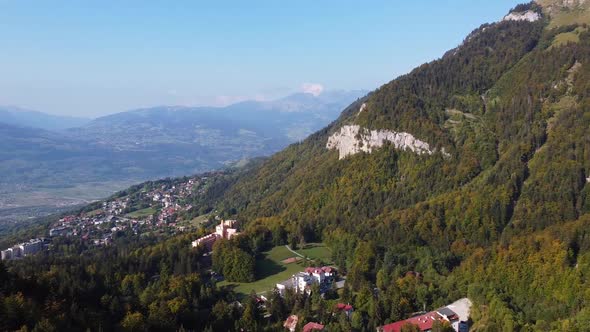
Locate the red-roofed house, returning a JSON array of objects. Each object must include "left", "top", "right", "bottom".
[
  {"left": 377, "top": 311, "right": 443, "bottom": 332},
  {"left": 378, "top": 298, "right": 472, "bottom": 332},
  {"left": 303, "top": 322, "right": 324, "bottom": 332},
  {"left": 335, "top": 303, "right": 354, "bottom": 318},
  {"left": 336, "top": 303, "right": 353, "bottom": 311}
]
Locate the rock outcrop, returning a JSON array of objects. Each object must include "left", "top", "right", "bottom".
[
  {"left": 326, "top": 125, "right": 447, "bottom": 160},
  {"left": 503, "top": 10, "right": 541, "bottom": 22}
]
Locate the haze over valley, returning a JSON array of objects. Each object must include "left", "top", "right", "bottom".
[{"left": 0, "top": 90, "right": 365, "bottom": 221}]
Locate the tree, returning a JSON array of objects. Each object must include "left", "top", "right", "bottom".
[
  {"left": 121, "top": 312, "right": 146, "bottom": 332},
  {"left": 348, "top": 242, "right": 376, "bottom": 290},
  {"left": 268, "top": 289, "right": 287, "bottom": 321},
  {"left": 239, "top": 292, "right": 261, "bottom": 331},
  {"left": 432, "top": 320, "right": 455, "bottom": 332},
  {"left": 400, "top": 323, "right": 421, "bottom": 332}
]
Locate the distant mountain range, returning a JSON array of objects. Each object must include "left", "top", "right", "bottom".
[
  {"left": 0, "top": 90, "right": 366, "bottom": 213},
  {"left": 0, "top": 106, "right": 90, "bottom": 131}
]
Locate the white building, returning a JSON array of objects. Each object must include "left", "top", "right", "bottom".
[
  {"left": 277, "top": 272, "right": 315, "bottom": 295},
  {"left": 1, "top": 249, "right": 11, "bottom": 260},
  {"left": 19, "top": 239, "right": 43, "bottom": 256}
]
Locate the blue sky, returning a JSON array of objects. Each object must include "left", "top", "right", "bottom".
[{"left": 0, "top": 0, "right": 522, "bottom": 117}]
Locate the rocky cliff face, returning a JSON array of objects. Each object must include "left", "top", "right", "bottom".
[
  {"left": 326, "top": 124, "right": 447, "bottom": 160},
  {"left": 503, "top": 10, "right": 542, "bottom": 22}
]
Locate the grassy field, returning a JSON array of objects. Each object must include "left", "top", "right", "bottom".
[
  {"left": 551, "top": 26, "right": 588, "bottom": 49},
  {"left": 547, "top": 7, "right": 590, "bottom": 29},
  {"left": 217, "top": 244, "right": 334, "bottom": 298},
  {"left": 297, "top": 243, "right": 333, "bottom": 264},
  {"left": 189, "top": 214, "right": 210, "bottom": 226},
  {"left": 126, "top": 207, "right": 157, "bottom": 218},
  {"left": 218, "top": 245, "right": 304, "bottom": 297}
]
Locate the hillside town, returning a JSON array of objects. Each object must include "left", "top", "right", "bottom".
[{"left": 2, "top": 173, "right": 226, "bottom": 260}]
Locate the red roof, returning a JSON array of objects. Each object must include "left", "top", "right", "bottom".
[
  {"left": 304, "top": 266, "right": 334, "bottom": 274},
  {"left": 305, "top": 267, "right": 323, "bottom": 274},
  {"left": 303, "top": 322, "right": 324, "bottom": 332},
  {"left": 336, "top": 303, "right": 353, "bottom": 311},
  {"left": 380, "top": 312, "right": 442, "bottom": 332}
]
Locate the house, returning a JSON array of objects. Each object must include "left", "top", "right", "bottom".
[
  {"left": 283, "top": 315, "right": 298, "bottom": 332},
  {"left": 303, "top": 322, "right": 324, "bottom": 332},
  {"left": 335, "top": 303, "right": 354, "bottom": 318},
  {"left": 377, "top": 311, "right": 442, "bottom": 332},
  {"left": 377, "top": 298, "right": 472, "bottom": 332}
]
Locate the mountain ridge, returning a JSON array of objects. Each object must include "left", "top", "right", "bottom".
[{"left": 0, "top": 106, "right": 90, "bottom": 131}]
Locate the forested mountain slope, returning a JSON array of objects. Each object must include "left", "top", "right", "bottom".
[
  {"left": 2, "top": 1, "right": 590, "bottom": 331},
  {"left": 193, "top": 1, "right": 590, "bottom": 329}
]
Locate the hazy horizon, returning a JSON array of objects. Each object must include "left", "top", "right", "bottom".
[
  {"left": 0, "top": 88, "right": 370, "bottom": 120},
  {"left": 0, "top": 0, "right": 522, "bottom": 117}
]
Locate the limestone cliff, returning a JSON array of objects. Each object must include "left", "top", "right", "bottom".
[{"left": 326, "top": 125, "right": 447, "bottom": 160}]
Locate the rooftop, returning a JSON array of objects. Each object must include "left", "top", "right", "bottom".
[
  {"left": 380, "top": 311, "right": 442, "bottom": 332},
  {"left": 303, "top": 322, "right": 324, "bottom": 332}
]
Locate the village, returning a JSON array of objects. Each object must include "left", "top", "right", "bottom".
[{"left": 2, "top": 173, "right": 224, "bottom": 260}]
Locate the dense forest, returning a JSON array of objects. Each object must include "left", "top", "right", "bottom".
[{"left": 2, "top": 1, "right": 590, "bottom": 331}]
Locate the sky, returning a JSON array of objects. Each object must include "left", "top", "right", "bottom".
[{"left": 0, "top": 0, "right": 523, "bottom": 118}]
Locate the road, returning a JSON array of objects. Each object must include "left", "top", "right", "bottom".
[{"left": 285, "top": 245, "right": 305, "bottom": 258}]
